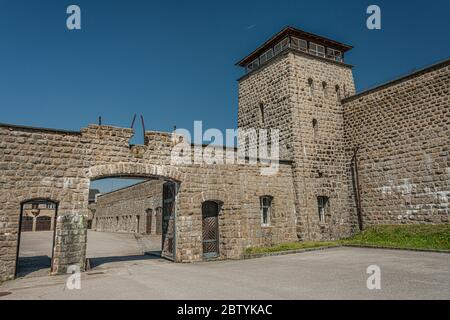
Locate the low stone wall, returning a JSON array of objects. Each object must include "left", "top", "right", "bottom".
[{"left": 0, "top": 123, "right": 297, "bottom": 281}]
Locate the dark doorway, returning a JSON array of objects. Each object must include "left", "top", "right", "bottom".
[
  {"left": 202, "top": 201, "right": 221, "bottom": 259},
  {"left": 87, "top": 177, "right": 160, "bottom": 269},
  {"left": 21, "top": 216, "right": 33, "bottom": 232},
  {"left": 16, "top": 199, "right": 58, "bottom": 278},
  {"left": 35, "top": 216, "right": 51, "bottom": 231},
  {"left": 162, "top": 182, "right": 177, "bottom": 260},
  {"left": 86, "top": 177, "right": 175, "bottom": 269}
]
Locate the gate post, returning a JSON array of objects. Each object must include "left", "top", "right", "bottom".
[{"left": 52, "top": 213, "right": 88, "bottom": 275}]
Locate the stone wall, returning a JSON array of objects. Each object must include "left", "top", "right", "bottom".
[
  {"left": 0, "top": 124, "right": 297, "bottom": 281},
  {"left": 93, "top": 179, "right": 163, "bottom": 234},
  {"left": 288, "top": 52, "right": 356, "bottom": 241},
  {"left": 343, "top": 60, "right": 450, "bottom": 226},
  {"left": 238, "top": 51, "right": 293, "bottom": 160},
  {"left": 1, "top": 36, "right": 448, "bottom": 282},
  {"left": 238, "top": 50, "right": 357, "bottom": 241}
]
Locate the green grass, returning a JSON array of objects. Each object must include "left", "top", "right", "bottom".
[
  {"left": 342, "top": 224, "right": 450, "bottom": 251},
  {"left": 244, "top": 225, "right": 450, "bottom": 255}
]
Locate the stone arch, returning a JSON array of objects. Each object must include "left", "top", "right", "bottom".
[
  {"left": 193, "top": 190, "right": 233, "bottom": 207},
  {"left": 84, "top": 163, "right": 184, "bottom": 264},
  {"left": 87, "top": 163, "right": 185, "bottom": 182},
  {"left": 2, "top": 189, "right": 64, "bottom": 212}
]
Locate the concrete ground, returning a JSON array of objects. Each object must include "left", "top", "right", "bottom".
[
  {"left": 2, "top": 247, "right": 449, "bottom": 300},
  {"left": 16, "top": 230, "right": 161, "bottom": 277}
]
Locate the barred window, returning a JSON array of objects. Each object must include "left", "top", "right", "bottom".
[
  {"left": 260, "top": 196, "right": 273, "bottom": 227},
  {"left": 46, "top": 203, "right": 56, "bottom": 209},
  {"left": 322, "top": 81, "right": 328, "bottom": 98},
  {"left": 318, "top": 196, "right": 329, "bottom": 223},
  {"left": 308, "top": 78, "right": 314, "bottom": 96}
]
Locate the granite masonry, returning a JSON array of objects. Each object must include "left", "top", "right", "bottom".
[
  {"left": 92, "top": 179, "right": 164, "bottom": 235},
  {"left": 0, "top": 26, "right": 449, "bottom": 281}
]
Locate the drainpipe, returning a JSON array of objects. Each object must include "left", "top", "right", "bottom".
[{"left": 352, "top": 146, "right": 364, "bottom": 231}]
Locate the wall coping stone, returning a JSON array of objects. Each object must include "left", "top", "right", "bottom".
[{"left": 342, "top": 57, "right": 450, "bottom": 103}]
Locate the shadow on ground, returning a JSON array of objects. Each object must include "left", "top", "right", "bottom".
[
  {"left": 16, "top": 256, "right": 51, "bottom": 278},
  {"left": 87, "top": 252, "right": 162, "bottom": 269}
]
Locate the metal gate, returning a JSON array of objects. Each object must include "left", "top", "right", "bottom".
[
  {"left": 202, "top": 201, "right": 220, "bottom": 259},
  {"left": 35, "top": 216, "right": 51, "bottom": 231},
  {"left": 155, "top": 208, "right": 162, "bottom": 235},
  {"left": 162, "top": 182, "right": 176, "bottom": 260},
  {"left": 146, "top": 209, "right": 153, "bottom": 234},
  {"left": 21, "top": 216, "right": 33, "bottom": 232}
]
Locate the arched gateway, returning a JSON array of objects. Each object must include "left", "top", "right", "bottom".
[{"left": 0, "top": 123, "right": 298, "bottom": 281}]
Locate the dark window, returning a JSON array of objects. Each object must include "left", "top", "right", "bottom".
[
  {"left": 322, "top": 81, "right": 328, "bottom": 97},
  {"left": 260, "top": 196, "right": 273, "bottom": 227},
  {"left": 246, "top": 58, "right": 260, "bottom": 73},
  {"left": 326, "top": 48, "right": 343, "bottom": 62},
  {"left": 308, "top": 78, "right": 314, "bottom": 96},
  {"left": 335, "top": 85, "right": 341, "bottom": 101},
  {"left": 259, "top": 103, "right": 265, "bottom": 124},
  {"left": 317, "top": 196, "right": 329, "bottom": 223},
  {"left": 202, "top": 201, "right": 220, "bottom": 217},
  {"left": 312, "top": 119, "right": 318, "bottom": 139}
]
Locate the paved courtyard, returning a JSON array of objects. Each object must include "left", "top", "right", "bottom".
[
  {"left": 2, "top": 246, "right": 449, "bottom": 300},
  {"left": 16, "top": 230, "right": 161, "bottom": 277}
]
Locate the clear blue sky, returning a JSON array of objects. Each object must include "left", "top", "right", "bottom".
[{"left": 1, "top": 0, "right": 449, "bottom": 142}]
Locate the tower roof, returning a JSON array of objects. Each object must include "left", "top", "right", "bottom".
[{"left": 236, "top": 26, "right": 353, "bottom": 67}]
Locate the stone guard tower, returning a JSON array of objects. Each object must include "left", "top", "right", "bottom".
[{"left": 237, "top": 26, "right": 357, "bottom": 241}]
